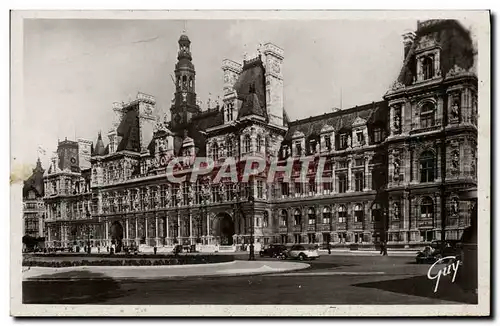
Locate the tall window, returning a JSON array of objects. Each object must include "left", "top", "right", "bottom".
[
  {"left": 226, "top": 139, "right": 233, "bottom": 157},
  {"left": 280, "top": 210, "right": 288, "bottom": 227},
  {"left": 372, "top": 203, "right": 382, "bottom": 222},
  {"left": 117, "top": 196, "right": 123, "bottom": 212},
  {"left": 339, "top": 133, "right": 349, "bottom": 149},
  {"left": 263, "top": 211, "right": 269, "bottom": 228},
  {"left": 243, "top": 135, "right": 251, "bottom": 153},
  {"left": 308, "top": 208, "right": 316, "bottom": 225},
  {"left": 160, "top": 185, "right": 167, "bottom": 207},
  {"left": 356, "top": 131, "right": 365, "bottom": 145},
  {"left": 324, "top": 135, "right": 332, "bottom": 151},
  {"left": 171, "top": 185, "right": 179, "bottom": 206},
  {"left": 338, "top": 174, "right": 347, "bottom": 193},
  {"left": 338, "top": 205, "right": 347, "bottom": 223},
  {"left": 182, "top": 182, "right": 190, "bottom": 205},
  {"left": 422, "top": 55, "right": 435, "bottom": 80},
  {"left": 150, "top": 187, "right": 156, "bottom": 208},
  {"left": 420, "top": 151, "right": 435, "bottom": 183},
  {"left": 257, "top": 180, "right": 264, "bottom": 199},
  {"left": 308, "top": 179, "right": 316, "bottom": 194},
  {"left": 294, "top": 209, "right": 301, "bottom": 226},
  {"left": 421, "top": 197, "right": 434, "bottom": 219},
  {"left": 212, "top": 143, "right": 219, "bottom": 161},
  {"left": 281, "top": 182, "right": 290, "bottom": 196},
  {"left": 294, "top": 182, "right": 303, "bottom": 195},
  {"left": 420, "top": 103, "right": 435, "bottom": 128},
  {"left": 373, "top": 127, "right": 383, "bottom": 143},
  {"left": 354, "top": 204, "right": 364, "bottom": 223},
  {"left": 140, "top": 188, "right": 147, "bottom": 210},
  {"left": 295, "top": 141, "right": 302, "bottom": 156},
  {"left": 256, "top": 135, "right": 263, "bottom": 152},
  {"left": 323, "top": 181, "right": 332, "bottom": 194},
  {"left": 322, "top": 206, "right": 331, "bottom": 224},
  {"left": 355, "top": 172, "right": 364, "bottom": 192}
]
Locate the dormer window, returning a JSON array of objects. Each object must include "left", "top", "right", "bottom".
[
  {"left": 308, "top": 138, "right": 318, "bottom": 154},
  {"left": 243, "top": 135, "right": 251, "bottom": 153},
  {"left": 422, "top": 55, "right": 435, "bottom": 80},
  {"left": 225, "top": 103, "right": 234, "bottom": 122},
  {"left": 256, "top": 135, "right": 263, "bottom": 152},
  {"left": 295, "top": 141, "right": 302, "bottom": 156},
  {"left": 373, "top": 127, "right": 383, "bottom": 143},
  {"left": 211, "top": 143, "right": 219, "bottom": 161},
  {"left": 356, "top": 131, "right": 365, "bottom": 146},
  {"left": 339, "top": 133, "right": 349, "bottom": 150},
  {"left": 324, "top": 135, "right": 331, "bottom": 151}
]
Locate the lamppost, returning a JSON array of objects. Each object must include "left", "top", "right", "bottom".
[{"left": 86, "top": 212, "right": 92, "bottom": 254}]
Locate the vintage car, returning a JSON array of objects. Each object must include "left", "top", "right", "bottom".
[
  {"left": 415, "top": 240, "right": 461, "bottom": 264},
  {"left": 259, "top": 244, "right": 288, "bottom": 258},
  {"left": 287, "top": 244, "right": 320, "bottom": 261}
]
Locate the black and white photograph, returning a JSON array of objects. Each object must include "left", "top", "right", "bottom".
[{"left": 9, "top": 10, "right": 490, "bottom": 317}]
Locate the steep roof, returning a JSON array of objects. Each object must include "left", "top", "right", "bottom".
[
  {"left": 233, "top": 56, "right": 267, "bottom": 119},
  {"left": 284, "top": 101, "right": 388, "bottom": 141},
  {"left": 23, "top": 158, "right": 44, "bottom": 198},
  {"left": 396, "top": 19, "right": 475, "bottom": 86},
  {"left": 116, "top": 106, "right": 141, "bottom": 152},
  {"left": 92, "top": 132, "right": 107, "bottom": 156}
]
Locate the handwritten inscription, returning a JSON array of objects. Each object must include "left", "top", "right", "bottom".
[{"left": 427, "top": 256, "right": 461, "bottom": 293}]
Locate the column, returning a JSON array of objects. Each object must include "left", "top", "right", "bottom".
[
  {"left": 189, "top": 211, "right": 194, "bottom": 244},
  {"left": 125, "top": 219, "right": 129, "bottom": 245},
  {"left": 135, "top": 218, "right": 139, "bottom": 245},
  {"left": 145, "top": 217, "right": 149, "bottom": 245},
  {"left": 105, "top": 221, "right": 109, "bottom": 246},
  {"left": 206, "top": 213, "right": 210, "bottom": 244},
  {"left": 166, "top": 216, "right": 170, "bottom": 245},
  {"left": 60, "top": 224, "right": 64, "bottom": 246},
  {"left": 363, "top": 156, "right": 370, "bottom": 191},
  {"left": 347, "top": 157, "right": 353, "bottom": 192},
  {"left": 402, "top": 192, "right": 410, "bottom": 244},
  {"left": 177, "top": 212, "right": 181, "bottom": 239},
  {"left": 155, "top": 216, "right": 159, "bottom": 246}
]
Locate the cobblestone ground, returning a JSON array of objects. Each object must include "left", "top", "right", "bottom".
[{"left": 22, "top": 254, "right": 477, "bottom": 305}]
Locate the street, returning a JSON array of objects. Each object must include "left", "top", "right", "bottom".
[{"left": 22, "top": 254, "right": 477, "bottom": 305}]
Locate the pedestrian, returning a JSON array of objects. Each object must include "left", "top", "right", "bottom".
[
  {"left": 383, "top": 241, "right": 388, "bottom": 256},
  {"left": 379, "top": 241, "right": 384, "bottom": 255},
  {"left": 327, "top": 242, "right": 331, "bottom": 255},
  {"left": 97, "top": 246, "right": 100, "bottom": 254}
]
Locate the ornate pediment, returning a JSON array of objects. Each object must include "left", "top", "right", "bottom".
[
  {"left": 320, "top": 124, "right": 334, "bottom": 134},
  {"left": 352, "top": 116, "right": 367, "bottom": 127},
  {"left": 291, "top": 130, "right": 305, "bottom": 139},
  {"left": 445, "top": 64, "right": 467, "bottom": 79}
]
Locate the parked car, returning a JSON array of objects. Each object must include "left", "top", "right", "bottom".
[
  {"left": 259, "top": 244, "right": 288, "bottom": 258},
  {"left": 287, "top": 244, "right": 319, "bottom": 261},
  {"left": 415, "top": 241, "right": 461, "bottom": 264}
]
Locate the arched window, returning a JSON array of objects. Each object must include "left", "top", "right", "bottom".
[
  {"left": 256, "top": 135, "right": 263, "bottom": 152},
  {"left": 212, "top": 143, "right": 219, "bottom": 161},
  {"left": 263, "top": 211, "right": 269, "bottom": 228},
  {"left": 420, "top": 103, "right": 435, "bottom": 128},
  {"left": 280, "top": 210, "right": 288, "bottom": 227},
  {"left": 322, "top": 206, "right": 331, "bottom": 224},
  {"left": 354, "top": 204, "right": 364, "bottom": 223},
  {"left": 294, "top": 209, "right": 301, "bottom": 226},
  {"left": 371, "top": 203, "right": 382, "bottom": 222},
  {"left": 421, "top": 197, "right": 434, "bottom": 219},
  {"left": 422, "top": 55, "right": 435, "bottom": 80},
  {"left": 308, "top": 207, "right": 316, "bottom": 225},
  {"left": 420, "top": 151, "right": 435, "bottom": 183},
  {"left": 338, "top": 205, "right": 347, "bottom": 223},
  {"left": 243, "top": 135, "right": 251, "bottom": 153}
]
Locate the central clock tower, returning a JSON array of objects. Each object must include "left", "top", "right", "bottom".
[{"left": 170, "top": 33, "right": 200, "bottom": 131}]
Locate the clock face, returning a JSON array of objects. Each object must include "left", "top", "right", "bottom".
[
  {"left": 182, "top": 92, "right": 187, "bottom": 102},
  {"left": 70, "top": 157, "right": 77, "bottom": 164}
]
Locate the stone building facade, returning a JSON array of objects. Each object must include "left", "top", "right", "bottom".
[
  {"left": 43, "top": 19, "right": 477, "bottom": 251},
  {"left": 23, "top": 158, "right": 45, "bottom": 239}
]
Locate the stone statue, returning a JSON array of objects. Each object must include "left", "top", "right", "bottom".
[
  {"left": 452, "top": 151, "right": 460, "bottom": 169},
  {"left": 451, "top": 198, "right": 459, "bottom": 215},
  {"left": 393, "top": 158, "right": 400, "bottom": 177},
  {"left": 393, "top": 202, "right": 400, "bottom": 219},
  {"left": 451, "top": 101, "right": 460, "bottom": 119},
  {"left": 394, "top": 113, "right": 401, "bottom": 131}
]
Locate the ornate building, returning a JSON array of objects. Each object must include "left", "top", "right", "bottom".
[
  {"left": 23, "top": 158, "right": 45, "bottom": 239},
  {"left": 43, "top": 19, "right": 477, "bottom": 251}
]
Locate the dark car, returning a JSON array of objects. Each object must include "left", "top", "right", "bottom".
[
  {"left": 415, "top": 240, "right": 461, "bottom": 264},
  {"left": 259, "top": 244, "right": 288, "bottom": 258}
]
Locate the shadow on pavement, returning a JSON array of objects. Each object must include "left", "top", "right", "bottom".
[
  {"left": 352, "top": 275, "right": 477, "bottom": 304},
  {"left": 23, "top": 270, "right": 126, "bottom": 304}
]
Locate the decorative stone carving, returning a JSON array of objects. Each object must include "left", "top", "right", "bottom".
[
  {"left": 391, "top": 81, "right": 406, "bottom": 91},
  {"left": 451, "top": 150, "right": 460, "bottom": 172},
  {"left": 451, "top": 99, "right": 460, "bottom": 119},
  {"left": 446, "top": 64, "right": 466, "bottom": 78}
]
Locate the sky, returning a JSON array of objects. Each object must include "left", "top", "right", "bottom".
[{"left": 17, "top": 18, "right": 454, "bottom": 170}]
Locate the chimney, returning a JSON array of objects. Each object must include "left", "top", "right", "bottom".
[{"left": 402, "top": 31, "right": 416, "bottom": 60}]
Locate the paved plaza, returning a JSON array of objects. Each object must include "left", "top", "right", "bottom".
[{"left": 22, "top": 253, "right": 477, "bottom": 305}]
